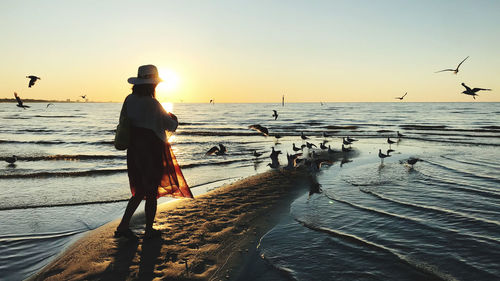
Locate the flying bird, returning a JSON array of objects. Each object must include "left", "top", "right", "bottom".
[
  {"left": 80, "top": 95, "right": 87, "bottom": 99},
  {"left": 26, "top": 75, "right": 41, "bottom": 88},
  {"left": 46, "top": 103, "right": 54, "bottom": 108},
  {"left": 272, "top": 110, "right": 278, "bottom": 120},
  {"left": 435, "top": 56, "right": 469, "bottom": 74},
  {"left": 395, "top": 92, "right": 407, "bottom": 100},
  {"left": 206, "top": 144, "right": 227, "bottom": 156},
  {"left": 14, "top": 92, "right": 30, "bottom": 109},
  {"left": 248, "top": 124, "right": 269, "bottom": 136},
  {"left": 461, "top": 83, "right": 491, "bottom": 99}
]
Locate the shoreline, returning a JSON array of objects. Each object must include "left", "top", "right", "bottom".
[{"left": 31, "top": 169, "right": 313, "bottom": 281}]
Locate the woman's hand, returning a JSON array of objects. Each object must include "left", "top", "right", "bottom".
[{"left": 168, "top": 112, "right": 178, "bottom": 122}]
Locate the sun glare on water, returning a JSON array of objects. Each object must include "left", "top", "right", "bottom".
[{"left": 161, "top": 102, "right": 174, "bottom": 113}]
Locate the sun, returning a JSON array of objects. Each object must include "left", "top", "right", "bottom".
[{"left": 157, "top": 68, "right": 180, "bottom": 93}]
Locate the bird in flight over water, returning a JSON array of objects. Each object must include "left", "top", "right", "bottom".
[
  {"left": 395, "top": 92, "right": 407, "bottom": 100},
  {"left": 14, "top": 92, "right": 30, "bottom": 109},
  {"left": 461, "top": 83, "right": 491, "bottom": 99},
  {"left": 435, "top": 56, "right": 469, "bottom": 74},
  {"left": 26, "top": 75, "right": 41, "bottom": 88},
  {"left": 80, "top": 95, "right": 87, "bottom": 99},
  {"left": 272, "top": 110, "right": 278, "bottom": 120}
]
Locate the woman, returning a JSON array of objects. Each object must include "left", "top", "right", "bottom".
[{"left": 115, "top": 64, "right": 193, "bottom": 240}]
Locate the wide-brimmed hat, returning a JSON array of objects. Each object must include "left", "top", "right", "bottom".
[{"left": 127, "top": 64, "right": 163, "bottom": 85}]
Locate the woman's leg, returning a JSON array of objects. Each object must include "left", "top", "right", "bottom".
[
  {"left": 144, "top": 195, "right": 157, "bottom": 231},
  {"left": 117, "top": 195, "right": 142, "bottom": 230}
]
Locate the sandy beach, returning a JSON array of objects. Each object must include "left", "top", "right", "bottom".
[{"left": 31, "top": 169, "right": 313, "bottom": 281}]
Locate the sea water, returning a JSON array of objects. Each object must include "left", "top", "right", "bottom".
[{"left": 0, "top": 102, "right": 499, "bottom": 281}]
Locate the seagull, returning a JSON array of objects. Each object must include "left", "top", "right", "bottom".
[
  {"left": 461, "top": 83, "right": 491, "bottom": 100},
  {"left": 395, "top": 92, "right": 407, "bottom": 100},
  {"left": 386, "top": 149, "right": 395, "bottom": 155},
  {"left": 435, "top": 56, "right": 469, "bottom": 74},
  {"left": 26, "top": 75, "right": 41, "bottom": 88},
  {"left": 320, "top": 142, "right": 328, "bottom": 150},
  {"left": 342, "top": 137, "right": 352, "bottom": 146},
  {"left": 5, "top": 155, "right": 17, "bottom": 164},
  {"left": 14, "top": 92, "right": 30, "bottom": 109},
  {"left": 342, "top": 144, "right": 351, "bottom": 153},
  {"left": 292, "top": 143, "right": 302, "bottom": 152},
  {"left": 387, "top": 137, "right": 396, "bottom": 148},
  {"left": 405, "top": 157, "right": 421, "bottom": 168},
  {"left": 80, "top": 95, "right": 87, "bottom": 99},
  {"left": 272, "top": 110, "right": 278, "bottom": 120},
  {"left": 301, "top": 132, "right": 309, "bottom": 140},
  {"left": 306, "top": 142, "right": 317, "bottom": 149},
  {"left": 328, "top": 145, "right": 336, "bottom": 154},
  {"left": 346, "top": 136, "right": 358, "bottom": 143},
  {"left": 253, "top": 150, "right": 262, "bottom": 158},
  {"left": 248, "top": 124, "right": 269, "bottom": 136},
  {"left": 206, "top": 144, "right": 227, "bottom": 156},
  {"left": 378, "top": 149, "right": 390, "bottom": 163}
]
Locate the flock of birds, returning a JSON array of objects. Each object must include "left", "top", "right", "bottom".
[
  {"left": 12, "top": 75, "right": 88, "bottom": 109},
  {"left": 204, "top": 106, "right": 421, "bottom": 178},
  {"left": 395, "top": 56, "right": 492, "bottom": 101}
]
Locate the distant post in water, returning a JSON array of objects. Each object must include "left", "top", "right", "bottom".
[{"left": 282, "top": 94, "right": 284, "bottom": 107}]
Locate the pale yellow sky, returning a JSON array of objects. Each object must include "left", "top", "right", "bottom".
[{"left": 1, "top": 1, "right": 499, "bottom": 103}]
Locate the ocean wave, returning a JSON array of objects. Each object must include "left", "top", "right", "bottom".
[
  {"left": 424, "top": 159, "right": 500, "bottom": 185},
  {"left": 294, "top": 217, "right": 457, "bottom": 281},
  {"left": 0, "top": 154, "right": 125, "bottom": 161},
  {"left": 0, "top": 139, "right": 114, "bottom": 145},
  {"left": 405, "top": 136, "right": 500, "bottom": 146},
  {"left": 359, "top": 189, "right": 500, "bottom": 228},
  {"left": 0, "top": 169, "right": 127, "bottom": 179},
  {"left": 0, "top": 199, "right": 129, "bottom": 211}
]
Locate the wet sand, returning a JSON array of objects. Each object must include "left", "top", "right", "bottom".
[{"left": 31, "top": 169, "right": 313, "bottom": 281}]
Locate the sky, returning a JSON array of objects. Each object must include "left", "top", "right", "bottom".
[{"left": 1, "top": 0, "right": 499, "bottom": 103}]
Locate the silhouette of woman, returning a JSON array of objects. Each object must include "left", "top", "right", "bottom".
[{"left": 115, "top": 65, "right": 193, "bottom": 240}]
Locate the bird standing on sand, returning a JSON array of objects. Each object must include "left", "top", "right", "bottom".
[
  {"left": 14, "top": 92, "right": 30, "bottom": 109},
  {"left": 387, "top": 137, "right": 396, "bottom": 148},
  {"left": 269, "top": 147, "right": 281, "bottom": 168},
  {"left": 206, "top": 144, "right": 227, "bottom": 156},
  {"left": 342, "top": 144, "right": 350, "bottom": 153},
  {"left": 461, "top": 83, "right": 491, "bottom": 100},
  {"left": 292, "top": 143, "right": 301, "bottom": 152},
  {"left": 395, "top": 92, "right": 407, "bottom": 100},
  {"left": 346, "top": 136, "right": 358, "bottom": 143},
  {"left": 343, "top": 137, "right": 352, "bottom": 146},
  {"left": 248, "top": 124, "right": 269, "bottom": 136},
  {"left": 301, "top": 132, "right": 309, "bottom": 140},
  {"left": 26, "top": 75, "right": 41, "bottom": 88},
  {"left": 378, "top": 149, "right": 390, "bottom": 163},
  {"left": 5, "top": 155, "right": 17, "bottom": 164},
  {"left": 272, "top": 110, "right": 278, "bottom": 120},
  {"left": 435, "top": 56, "right": 469, "bottom": 74}
]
